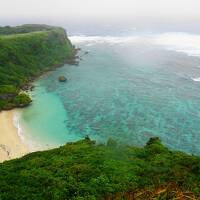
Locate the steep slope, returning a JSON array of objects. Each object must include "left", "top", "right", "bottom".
[
  {"left": 0, "top": 25, "right": 75, "bottom": 110},
  {"left": 0, "top": 137, "right": 200, "bottom": 199}
]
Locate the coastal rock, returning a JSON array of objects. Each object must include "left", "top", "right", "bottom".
[
  {"left": 0, "top": 93, "right": 16, "bottom": 100},
  {"left": 58, "top": 76, "right": 67, "bottom": 82}
]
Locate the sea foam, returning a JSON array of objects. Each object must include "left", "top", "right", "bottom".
[
  {"left": 153, "top": 32, "right": 200, "bottom": 57},
  {"left": 13, "top": 111, "right": 26, "bottom": 143},
  {"left": 13, "top": 111, "right": 42, "bottom": 151},
  {"left": 69, "top": 35, "right": 139, "bottom": 46},
  {"left": 70, "top": 32, "right": 200, "bottom": 57},
  {"left": 192, "top": 77, "right": 200, "bottom": 82}
]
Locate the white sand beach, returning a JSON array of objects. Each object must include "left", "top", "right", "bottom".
[{"left": 0, "top": 110, "right": 29, "bottom": 162}]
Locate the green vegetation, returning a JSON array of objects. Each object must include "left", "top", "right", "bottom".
[
  {"left": 0, "top": 24, "right": 199, "bottom": 200},
  {"left": 13, "top": 93, "right": 32, "bottom": 107},
  {"left": 0, "top": 24, "right": 59, "bottom": 35},
  {"left": 0, "top": 137, "right": 200, "bottom": 199},
  {"left": 0, "top": 24, "right": 75, "bottom": 110},
  {"left": 0, "top": 85, "right": 18, "bottom": 94}
]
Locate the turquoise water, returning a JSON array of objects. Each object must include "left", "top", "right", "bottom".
[{"left": 20, "top": 35, "right": 200, "bottom": 154}]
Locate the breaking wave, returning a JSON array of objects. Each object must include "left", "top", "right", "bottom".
[
  {"left": 69, "top": 32, "right": 200, "bottom": 57},
  {"left": 192, "top": 77, "right": 200, "bottom": 82},
  {"left": 13, "top": 111, "right": 26, "bottom": 143}
]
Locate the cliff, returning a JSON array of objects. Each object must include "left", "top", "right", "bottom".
[{"left": 0, "top": 25, "right": 75, "bottom": 110}]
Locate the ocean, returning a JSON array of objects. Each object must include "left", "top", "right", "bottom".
[{"left": 16, "top": 32, "right": 200, "bottom": 154}]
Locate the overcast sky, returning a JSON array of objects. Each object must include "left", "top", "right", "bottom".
[
  {"left": 0, "top": 0, "right": 199, "bottom": 20},
  {"left": 0, "top": 0, "right": 200, "bottom": 34}
]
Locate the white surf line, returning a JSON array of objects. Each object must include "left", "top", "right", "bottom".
[{"left": 192, "top": 77, "right": 200, "bottom": 82}]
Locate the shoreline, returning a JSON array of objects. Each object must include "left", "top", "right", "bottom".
[{"left": 0, "top": 109, "right": 30, "bottom": 162}]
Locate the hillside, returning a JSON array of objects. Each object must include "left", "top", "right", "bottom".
[
  {"left": 0, "top": 24, "right": 64, "bottom": 35},
  {"left": 0, "top": 25, "right": 75, "bottom": 110},
  {"left": 0, "top": 137, "right": 200, "bottom": 199}
]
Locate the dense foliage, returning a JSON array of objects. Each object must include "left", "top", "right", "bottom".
[
  {"left": 0, "top": 137, "right": 200, "bottom": 199},
  {"left": 13, "top": 93, "right": 32, "bottom": 107},
  {"left": 0, "top": 24, "right": 60, "bottom": 35},
  {"left": 0, "top": 25, "right": 74, "bottom": 110}
]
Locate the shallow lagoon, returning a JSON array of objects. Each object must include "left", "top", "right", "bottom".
[{"left": 20, "top": 34, "right": 200, "bottom": 154}]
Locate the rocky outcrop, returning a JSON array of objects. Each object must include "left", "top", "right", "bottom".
[{"left": 58, "top": 76, "right": 67, "bottom": 82}]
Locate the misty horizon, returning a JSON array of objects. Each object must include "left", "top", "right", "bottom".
[
  {"left": 1, "top": 0, "right": 200, "bottom": 35},
  {"left": 1, "top": 17, "right": 200, "bottom": 35}
]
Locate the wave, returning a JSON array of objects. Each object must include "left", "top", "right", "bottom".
[
  {"left": 153, "top": 32, "right": 200, "bottom": 57},
  {"left": 69, "top": 35, "right": 140, "bottom": 45},
  {"left": 13, "top": 111, "right": 26, "bottom": 143},
  {"left": 13, "top": 111, "right": 41, "bottom": 151},
  {"left": 69, "top": 32, "right": 200, "bottom": 57},
  {"left": 192, "top": 77, "right": 200, "bottom": 82}
]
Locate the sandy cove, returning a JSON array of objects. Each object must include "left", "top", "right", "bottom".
[{"left": 0, "top": 110, "right": 29, "bottom": 162}]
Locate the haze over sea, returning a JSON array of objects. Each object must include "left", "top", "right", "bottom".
[{"left": 16, "top": 28, "right": 200, "bottom": 154}]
